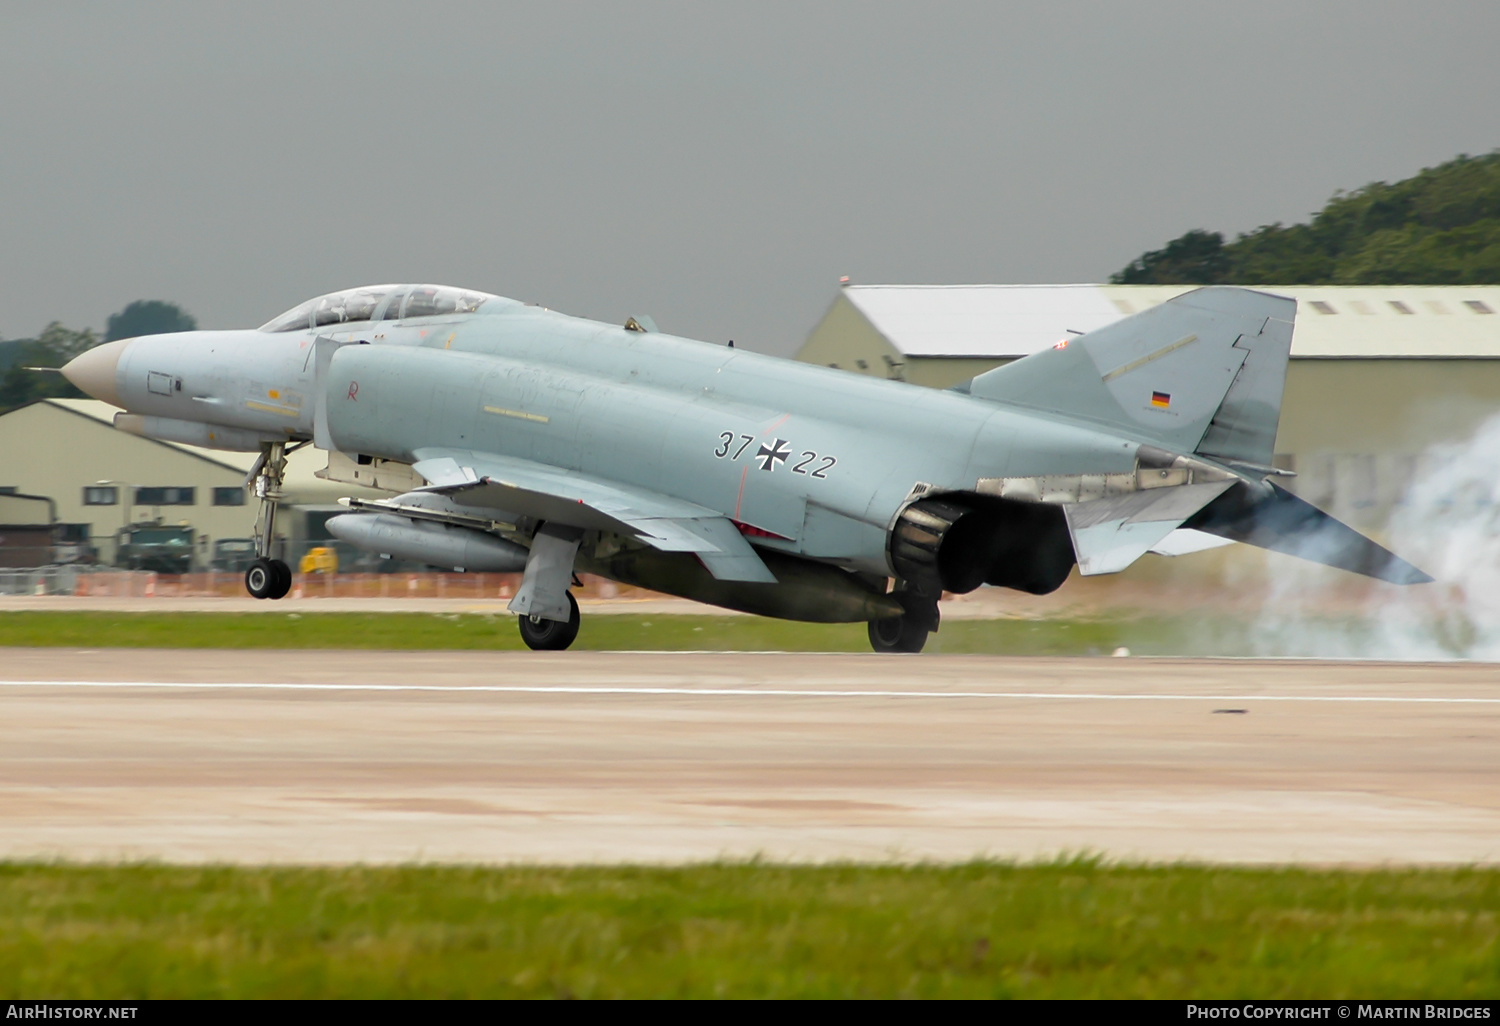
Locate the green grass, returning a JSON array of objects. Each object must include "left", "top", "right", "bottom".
[
  {"left": 1, "top": 861, "right": 1496, "bottom": 998},
  {"left": 0, "top": 610, "right": 1275, "bottom": 655}
]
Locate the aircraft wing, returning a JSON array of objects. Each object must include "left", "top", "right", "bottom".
[{"left": 409, "top": 447, "right": 777, "bottom": 583}]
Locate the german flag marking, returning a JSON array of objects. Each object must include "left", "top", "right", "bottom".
[{"left": 1151, "top": 391, "right": 1171, "bottom": 409}]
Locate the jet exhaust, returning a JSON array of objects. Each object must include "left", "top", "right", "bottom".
[{"left": 891, "top": 496, "right": 1075, "bottom": 596}]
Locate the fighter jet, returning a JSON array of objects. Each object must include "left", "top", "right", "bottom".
[{"left": 62, "top": 282, "right": 1429, "bottom": 651}]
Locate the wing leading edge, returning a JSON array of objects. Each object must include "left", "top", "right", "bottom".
[{"left": 410, "top": 448, "right": 777, "bottom": 583}]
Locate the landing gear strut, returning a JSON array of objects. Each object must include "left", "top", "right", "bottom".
[
  {"left": 245, "top": 441, "right": 293, "bottom": 600},
  {"left": 867, "top": 586, "right": 939, "bottom": 654}
]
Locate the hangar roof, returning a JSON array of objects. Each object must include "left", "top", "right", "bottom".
[
  {"left": 0, "top": 492, "right": 53, "bottom": 525},
  {"left": 838, "top": 284, "right": 1500, "bottom": 359},
  {"left": 40, "top": 399, "right": 342, "bottom": 497}
]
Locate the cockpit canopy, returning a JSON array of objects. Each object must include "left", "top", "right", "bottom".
[{"left": 260, "top": 284, "right": 500, "bottom": 332}]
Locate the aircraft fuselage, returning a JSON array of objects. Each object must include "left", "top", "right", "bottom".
[{"left": 94, "top": 300, "right": 1136, "bottom": 580}]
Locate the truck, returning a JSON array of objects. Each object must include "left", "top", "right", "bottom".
[
  {"left": 210, "top": 538, "right": 257, "bottom": 573},
  {"left": 115, "top": 524, "right": 196, "bottom": 573}
]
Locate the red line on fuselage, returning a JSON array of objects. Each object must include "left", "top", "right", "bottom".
[
  {"left": 732, "top": 519, "right": 788, "bottom": 541},
  {"left": 734, "top": 464, "right": 749, "bottom": 521}
]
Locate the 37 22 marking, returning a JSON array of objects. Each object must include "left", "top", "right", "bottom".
[{"left": 715, "top": 432, "right": 836, "bottom": 477}]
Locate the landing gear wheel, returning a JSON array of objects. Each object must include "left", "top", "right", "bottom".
[
  {"left": 245, "top": 558, "right": 277, "bottom": 600},
  {"left": 518, "top": 591, "right": 581, "bottom": 651},
  {"left": 268, "top": 559, "right": 292, "bottom": 600},
  {"left": 867, "top": 614, "right": 929, "bottom": 654}
]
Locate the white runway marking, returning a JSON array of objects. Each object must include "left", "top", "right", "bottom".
[{"left": 0, "top": 680, "right": 1496, "bottom": 704}]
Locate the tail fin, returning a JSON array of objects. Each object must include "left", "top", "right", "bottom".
[
  {"left": 957, "top": 286, "right": 1433, "bottom": 585},
  {"left": 960, "top": 286, "right": 1294, "bottom": 468}
]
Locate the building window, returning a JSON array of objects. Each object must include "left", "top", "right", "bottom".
[
  {"left": 135, "top": 487, "right": 195, "bottom": 506},
  {"left": 212, "top": 487, "right": 246, "bottom": 507},
  {"left": 1464, "top": 300, "right": 1494, "bottom": 315},
  {"left": 83, "top": 485, "right": 118, "bottom": 506}
]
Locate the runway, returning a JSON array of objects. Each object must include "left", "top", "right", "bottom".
[{"left": 3, "top": 649, "right": 1498, "bottom": 865}]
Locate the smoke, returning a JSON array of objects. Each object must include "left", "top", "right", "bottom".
[{"left": 1246, "top": 414, "right": 1500, "bottom": 660}]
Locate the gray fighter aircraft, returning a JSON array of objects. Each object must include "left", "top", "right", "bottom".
[{"left": 62, "top": 283, "right": 1429, "bottom": 651}]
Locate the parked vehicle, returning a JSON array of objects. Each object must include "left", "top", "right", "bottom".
[
  {"left": 210, "top": 538, "right": 257, "bottom": 573},
  {"left": 299, "top": 546, "right": 338, "bottom": 575},
  {"left": 52, "top": 523, "right": 97, "bottom": 565},
  {"left": 115, "top": 524, "right": 195, "bottom": 573}
]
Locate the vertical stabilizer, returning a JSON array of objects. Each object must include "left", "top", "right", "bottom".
[{"left": 960, "top": 287, "right": 1295, "bottom": 468}]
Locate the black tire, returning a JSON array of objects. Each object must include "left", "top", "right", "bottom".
[
  {"left": 244, "top": 558, "right": 276, "bottom": 599},
  {"left": 867, "top": 614, "right": 928, "bottom": 654},
  {"left": 268, "top": 559, "right": 293, "bottom": 600},
  {"left": 518, "top": 592, "right": 581, "bottom": 651}
]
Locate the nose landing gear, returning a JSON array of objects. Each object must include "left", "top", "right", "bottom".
[{"left": 244, "top": 441, "right": 294, "bottom": 600}]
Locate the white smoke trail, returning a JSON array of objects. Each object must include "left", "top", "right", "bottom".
[{"left": 1248, "top": 414, "right": 1500, "bottom": 660}]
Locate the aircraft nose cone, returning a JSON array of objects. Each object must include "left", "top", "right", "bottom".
[{"left": 61, "top": 338, "right": 132, "bottom": 408}]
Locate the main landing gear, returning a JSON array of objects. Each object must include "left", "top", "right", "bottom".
[
  {"left": 867, "top": 586, "right": 940, "bottom": 654},
  {"left": 245, "top": 557, "right": 292, "bottom": 600},
  {"left": 518, "top": 591, "right": 581, "bottom": 651},
  {"left": 244, "top": 441, "right": 293, "bottom": 601},
  {"left": 510, "top": 523, "right": 585, "bottom": 651}
]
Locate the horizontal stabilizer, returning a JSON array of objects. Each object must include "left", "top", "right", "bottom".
[
  {"left": 1184, "top": 481, "right": 1432, "bottom": 585},
  {"left": 1065, "top": 480, "right": 1235, "bottom": 575},
  {"left": 1148, "top": 528, "right": 1235, "bottom": 557}
]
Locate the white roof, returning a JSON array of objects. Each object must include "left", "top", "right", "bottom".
[{"left": 840, "top": 284, "right": 1500, "bottom": 359}]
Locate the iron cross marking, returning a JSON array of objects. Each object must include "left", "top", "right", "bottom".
[{"left": 755, "top": 438, "right": 790, "bottom": 472}]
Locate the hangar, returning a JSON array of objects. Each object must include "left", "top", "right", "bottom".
[
  {"left": 798, "top": 284, "right": 1500, "bottom": 528},
  {"left": 0, "top": 492, "right": 57, "bottom": 567},
  {"left": 0, "top": 398, "right": 381, "bottom": 568}
]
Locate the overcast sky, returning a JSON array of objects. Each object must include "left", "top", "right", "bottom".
[{"left": 2, "top": 1, "right": 1497, "bottom": 354}]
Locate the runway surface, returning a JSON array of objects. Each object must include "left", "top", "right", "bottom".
[{"left": 3, "top": 648, "right": 1498, "bottom": 865}]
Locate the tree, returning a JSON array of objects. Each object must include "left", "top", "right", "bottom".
[
  {"left": 0, "top": 322, "right": 95, "bottom": 411},
  {"left": 105, "top": 300, "right": 196, "bottom": 342},
  {"left": 1110, "top": 230, "right": 1229, "bottom": 284},
  {"left": 1111, "top": 151, "right": 1500, "bottom": 285},
  {"left": 0, "top": 299, "right": 198, "bottom": 413}
]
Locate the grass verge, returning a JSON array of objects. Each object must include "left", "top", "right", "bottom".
[
  {"left": 0, "top": 611, "right": 1277, "bottom": 655},
  {"left": 2, "top": 861, "right": 1496, "bottom": 998}
]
